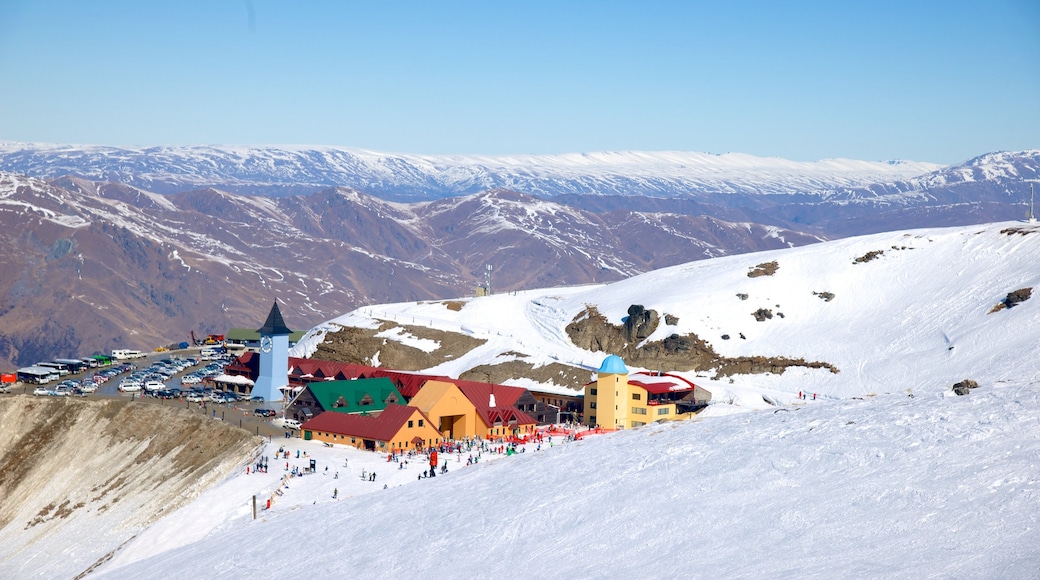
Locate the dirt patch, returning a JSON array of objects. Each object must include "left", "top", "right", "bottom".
[
  {"left": 459, "top": 360, "right": 588, "bottom": 391},
  {"left": 313, "top": 321, "right": 486, "bottom": 371},
  {"left": 747, "top": 261, "right": 778, "bottom": 277},
  {"left": 565, "top": 305, "right": 838, "bottom": 378},
  {"left": 441, "top": 301, "right": 465, "bottom": 312}
]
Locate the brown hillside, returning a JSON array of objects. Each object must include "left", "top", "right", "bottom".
[{"left": 0, "top": 396, "right": 261, "bottom": 578}]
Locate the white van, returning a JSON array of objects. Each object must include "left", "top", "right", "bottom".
[
  {"left": 112, "top": 349, "right": 146, "bottom": 360},
  {"left": 273, "top": 417, "right": 301, "bottom": 430}
]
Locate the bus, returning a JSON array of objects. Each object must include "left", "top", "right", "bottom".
[
  {"left": 36, "top": 362, "right": 70, "bottom": 376},
  {"left": 53, "top": 358, "right": 89, "bottom": 373},
  {"left": 17, "top": 366, "right": 60, "bottom": 384}
]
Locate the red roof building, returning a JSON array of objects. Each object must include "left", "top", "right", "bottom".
[{"left": 301, "top": 404, "right": 443, "bottom": 451}]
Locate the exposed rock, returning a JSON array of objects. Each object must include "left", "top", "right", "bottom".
[
  {"left": 1004, "top": 288, "right": 1032, "bottom": 308},
  {"left": 314, "top": 322, "right": 486, "bottom": 370},
  {"left": 813, "top": 291, "right": 835, "bottom": 302},
  {"left": 853, "top": 250, "right": 884, "bottom": 264},
  {"left": 752, "top": 308, "right": 773, "bottom": 321},
  {"left": 747, "top": 262, "right": 778, "bottom": 277},
  {"left": 951, "top": 379, "right": 979, "bottom": 396},
  {"left": 663, "top": 334, "right": 692, "bottom": 352},
  {"left": 736, "top": 293, "right": 749, "bottom": 300},
  {"left": 624, "top": 305, "right": 659, "bottom": 341},
  {"left": 988, "top": 288, "right": 1033, "bottom": 314},
  {"left": 664, "top": 313, "right": 679, "bottom": 326},
  {"left": 565, "top": 305, "right": 838, "bottom": 379}
]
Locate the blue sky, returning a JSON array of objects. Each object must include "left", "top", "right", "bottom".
[{"left": 0, "top": 1, "right": 1037, "bottom": 164}]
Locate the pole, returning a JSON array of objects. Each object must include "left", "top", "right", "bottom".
[
  {"left": 252, "top": 495, "right": 256, "bottom": 520},
  {"left": 1031, "top": 184, "right": 1036, "bottom": 223}
]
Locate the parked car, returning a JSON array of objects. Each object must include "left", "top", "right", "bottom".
[
  {"left": 119, "top": 382, "right": 143, "bottom": 393},
  {"left": 273, "top": 417, "right": 301, "bottom": 430},
  {"left": 249, "top": 395, "right": 265, "bottom": 403},
  {"left": 33, "top": 387, "right": 54, "bottom": 396},
  {"left": 253, "top": 408, "right": 277, "bottom": 417}
]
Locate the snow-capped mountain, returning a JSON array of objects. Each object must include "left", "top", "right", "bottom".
[
  {"left": 2, "top": 144, "right": 1036, "bottom": 370},
  {"left": 3, "top": 143, "right": 1035, "bottom": 240},
  {"left": 0, "top": 143, "right": 941, "bottom": 200},
  {"left": 0, "top": 174, "right": 819, "bottom": 370}
]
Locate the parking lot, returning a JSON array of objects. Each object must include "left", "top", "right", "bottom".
[{"left": 6, "top": 349, "right": 293, "bottom": 441}]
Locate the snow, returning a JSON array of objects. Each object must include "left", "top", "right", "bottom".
[
  {"left": 8, "top": 220, "right": 1040, "bottom": 578},
  {"left": 295, "top": 222, "right": 1040, "bottom": 401},
  {"left": 95, "top": 381, "right": 1040, "bottom": 579},
  {"left": 0, "top": 143, "right": 946, "bottom": 199}
]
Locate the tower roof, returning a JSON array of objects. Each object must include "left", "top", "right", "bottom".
[
  {"left": 597, "top": 355, "right": 628, "bottom": 375},
  {"left": 257, "top": 302, "right": 293, "bottom": 335}
]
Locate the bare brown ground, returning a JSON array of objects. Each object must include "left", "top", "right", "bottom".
[{"left": 0, "top": 395, "right": 262, "bottom": 576}]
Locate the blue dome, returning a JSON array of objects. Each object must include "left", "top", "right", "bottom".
[{"left": 597, "top": 355, "right": 628, "bottom": 375}]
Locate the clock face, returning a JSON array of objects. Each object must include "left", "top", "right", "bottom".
[{"left": 260, "top": 336, "right": 273, "bottom": 353}]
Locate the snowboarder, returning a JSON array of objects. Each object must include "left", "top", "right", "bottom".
[{"left": 333, "top": 488, "right": 338, "bottom": 499}]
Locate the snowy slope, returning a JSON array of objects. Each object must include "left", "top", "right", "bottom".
[
  {"left": 295, "top": 221, "right": 1040, "bottom": 402},
  {"left": 96, "top": 367, "right": 1040, "bottom": 578}
]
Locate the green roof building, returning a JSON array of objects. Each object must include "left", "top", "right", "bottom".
[{"left": 301, "top": 377, "right": 406, "bottom": 415}]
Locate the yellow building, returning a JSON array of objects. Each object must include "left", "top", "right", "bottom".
[
  {"left": 408, "top": 380, "right": 481, "bottom": 440},
  {"left": 408, "top": 379, "right": 540, "bottom": 440},
  {"left": 584, "top": 355, "right": 706, "bottom": 429}
]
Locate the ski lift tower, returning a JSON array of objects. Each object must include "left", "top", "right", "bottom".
[
  {"left": 1029, "top": 183, "right": 1037, "bottom": 224},
  {"left": 484, "top": 264, "right": 493, "bottom": 296}
]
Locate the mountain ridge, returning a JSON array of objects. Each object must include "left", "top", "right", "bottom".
[
  {"left": 0, "top": 174, "right": 819, "bottom": 369},
  {"left": 0, "top": 143, "right": 943, "bottom": 200}
]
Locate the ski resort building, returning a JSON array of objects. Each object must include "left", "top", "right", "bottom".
[
  {"left": 583, "top": 355, "right": 708, "bottom": 429},
  {"left": 293, "top": 378, "right": 406, "bottom": 419},
  {"left": 225, "top": 354, "right": 549, "bottom": 435},
  {"left": 300, "top": 404, "right": 443, "bottom": 451}
]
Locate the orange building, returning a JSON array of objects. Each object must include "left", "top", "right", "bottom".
[{"left": 301, "top": 404, "right": 443, "bottom": 451}]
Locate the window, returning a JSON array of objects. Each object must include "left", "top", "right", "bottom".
[
  {"left": 418, "top": 419, "right": 424, "bottom": 427},
  {"left": 407, "top": 420, "right": 414, "bottom": 428},
  {"left": 590, "top": 402, "right": 597, "bottom": 409},
  {"left": 589, "top": 415, "right": 596, "bottom": 424},
  {"left": 657, "top": 407, "right": 670, "bottom": 415},
  {"left": 632, "top": 393, "right": 641, "bottom": 401},
  {"left": 632, "top": 421, "right": 646, "bottom": 428},
  {"left": 632, "top": 407, "right": 647, "bottom": 415},
  {"left": 590, "top": 388, "right": 597, "bottom": 396}
]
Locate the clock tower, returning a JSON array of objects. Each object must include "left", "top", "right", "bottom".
[{"left": 252, "top": 301, "right": 292, "bottom": 403}]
